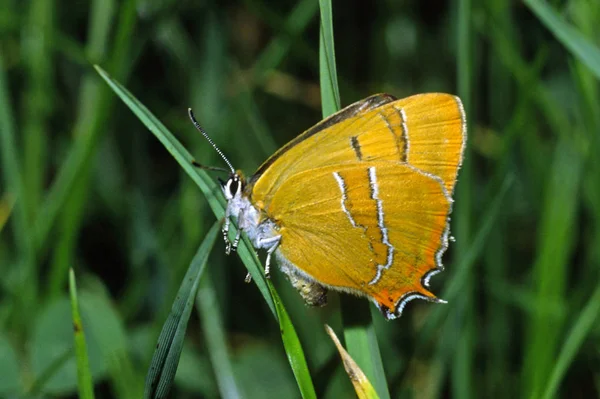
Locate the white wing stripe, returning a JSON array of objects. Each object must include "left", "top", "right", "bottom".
[{"left": 367, "top": 166, "right": 395, "bottom": 285}]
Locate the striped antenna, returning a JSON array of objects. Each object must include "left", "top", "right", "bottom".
[{"left": 188, "top": 108, "right": 235, "bottom": 174}]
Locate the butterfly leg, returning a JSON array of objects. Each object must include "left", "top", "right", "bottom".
[
  {"left": 231, "top": 209, "right": 244, "bottom": 253},
  {"left": 257, "top": 235, "right": 281, "bottom": 278},
  {"left": 223, "top": 208, "right": 233, "bottom": 255}
]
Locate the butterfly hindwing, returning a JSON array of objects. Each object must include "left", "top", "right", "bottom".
[{"left": 267, "top": 161, "right": 452, "bottom": 316}]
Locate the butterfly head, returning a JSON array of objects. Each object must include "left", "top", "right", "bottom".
[{"left": 219, "top": 172, "right": 245, "bottom": 201}]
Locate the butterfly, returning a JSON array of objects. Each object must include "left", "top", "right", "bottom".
[{"left": 189, "top": 93, "right": 466, "bottom": 320}]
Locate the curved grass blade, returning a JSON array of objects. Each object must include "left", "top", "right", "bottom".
[
  {"left": 268, "top": 283, "right": 317, "bottom": 399},
  {"left": 541, "top": 283, "right": 600, "bottom": 399},
  {"left": 93, "top": 64, "right": 275, "bottom": 315},
  {"left": 252, "top": 0, "right": 319, "bottom": 85},
  {"left": 25, "top": 348, "right": 73, "bottom": 397},
  {"left": 0, "top": 53, "right": 32, "bottom": 258},
  {"left": 94, "top": 64, "right": 316, "bottom": 399},
  {"left": 523, "top": 139, "right": 583, "bottom": 399},
  {"left": 524, "top": 0, "right": 600, "bottom": 80},
  {"left": 144, "top": 222, "right": 219, "bottom": 399},
  {"left": 0, "top": 52, "right": 36, "bottom": 322},
  {"left": 325, "top": 325, "right": 379, "bottom": 399},
  {"left": 196, "top": 274, "right": 244, "bottom": 399},
  {"left": 68, "top": 269, "right": 95, "bottom": 399}
]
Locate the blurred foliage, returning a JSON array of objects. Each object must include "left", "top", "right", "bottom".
[{"left": 1, "top": 0, "right": 599, "bottom": 398}]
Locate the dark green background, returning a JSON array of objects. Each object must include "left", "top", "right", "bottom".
[{"left": 0, "top": 0, "right": 599, "bottom": 398}]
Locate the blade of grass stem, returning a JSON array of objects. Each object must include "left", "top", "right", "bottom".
[
  {"left": 22, "top": 0, "right": 54, "bottom": 223},
  {"left": 144, "top": 222, "right": 219, "bottom": 398},
  {"left": 0, "top": 52, "right": 35, "bottom": 338},
  {"left": 196, "top": 272, "right": 244, "bottom": 399},
  {"left": 524, "top": 0, "right": 600, "bottom": 80},
  {"left": 318, "top": 0, "right": 340, "bottom": 117},
  {"left": 268, "top": 282, "right": 317, "bottom": 399},
  {"left": 523, "top": 139, "right": 583, "bottom": 399},
  {"left": 69, "top": 269, "right": 95, "bottom": 399},
  {"left": 252, "top": 0, "right": 320, "bottom": 85},
  {"left": 541, "top": 283, "right": 600, "bottom": 399},
  {"left": 453, "top": 0, "right": 475, "bottom": 396}
]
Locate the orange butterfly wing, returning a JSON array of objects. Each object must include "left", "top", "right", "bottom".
[
  {"left": 267, "top": 162, "right": 452, "bottom": 314},
  {"left": 245, "top": 93, "right": 466, "bottom": 316},
  {"left": 247, "top": 93, "right": 465, "bottom": 202}
]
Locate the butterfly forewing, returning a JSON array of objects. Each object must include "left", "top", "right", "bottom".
[
  {"left": 249, "top": 93, "right": 465, "bottom": 206},
  {"left": 247, "top": 94, "right": 397, "bottom": 189},
  {"left": 390, "top": 94, "right": 466, "bottom": 194}
]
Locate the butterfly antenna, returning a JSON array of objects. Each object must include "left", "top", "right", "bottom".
[{"left": 188, "top": 108, "right": 235, "bottom": 174}]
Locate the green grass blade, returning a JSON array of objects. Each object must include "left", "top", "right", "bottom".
[
  {"left": 32, "top": 0, "right": 136, "bottom": 298},
  {"left": 26, "top": 347, "right": 73, "bottom": 397},
  {"left": 46, "top": 0, "right": 118, "bottom": 300},
  {"left": 232, "top": 0, "right": 320, "bottom": 161},
  {"left": 268, "top": 283, "right": 317, "bottom": 399},
  {"left": 524, "top": 0, "right": 600, "bottom": 80},
  {"left": 240, "top": 238, "right": 318, "bottom": 397},
  {"left": 0, "top": 32, "right": 33, "bottom": 262},
  {"left": 450, "top": 0, "right": 475, "bottom": 399},
  {"left": 68, "top": 269, "right": 95, "bottom": 399},
  {"left": 144, "top": 222, "right": 219, "bottom": 398},
  {"left": 93, "top": 64, "right": 275, "bottom": 315},
  {"left": 445, "top": 176, "right": 512, "bottom": 306},
  {"left": 541, "top": 283, "right": 600, "bottom": 399},
  {"left": 252, "top": 0, "right": 320, "bottom": 85},
  {"left": 92, "top": 65, "right": 223, "bottom": 216},
  {"left": 80, "top": 291, "right": 142, "bottom": 398},
  {"left": 453, "top": 0, "right": 475, "bottom": 395},
  {"left": 22, "top": 0, "right": 55, "bottom": 222},
  {"left": 0, "top": 49, "right": 36, "bottom": 337},
  {"left": 196, "top": 274, "right": 244, "bottom": 399},
  {"left": 318, "top": 0, "right": 340, "bottom": 117},
  {"left": 523, "top": 139, "right": 583, "bottom": 399}
]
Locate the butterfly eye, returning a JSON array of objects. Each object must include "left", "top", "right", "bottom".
[
  {"left": 221, "top": 175, "right": 241, "bottom": 200},
  {"left": 228, "top": 177, "right": 241, "bottom": 197}
]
